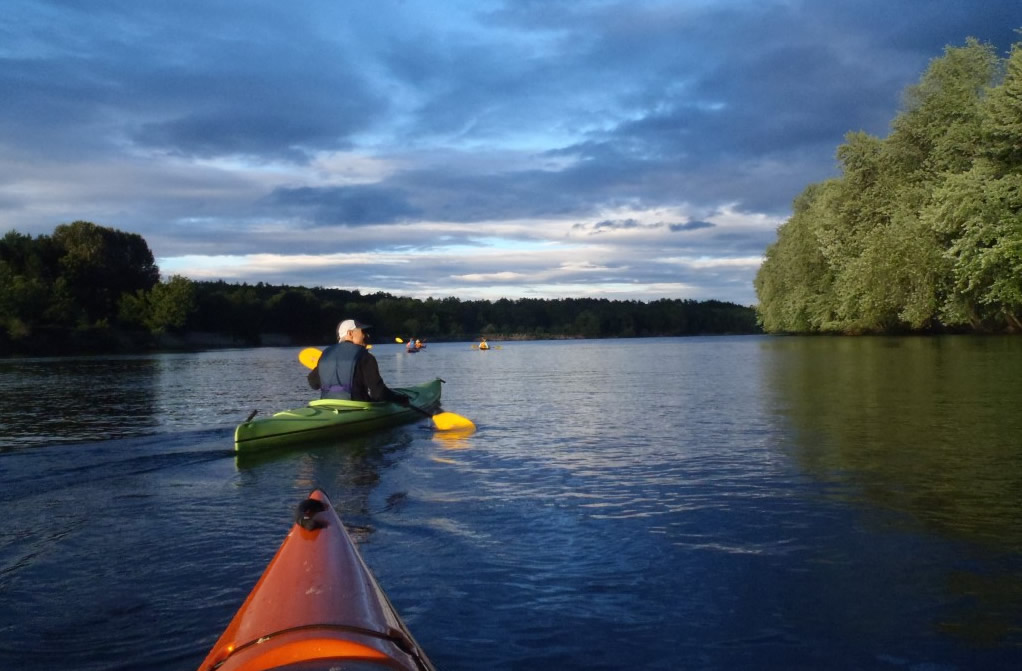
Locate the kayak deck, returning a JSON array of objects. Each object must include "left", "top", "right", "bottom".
[
  {"left": 234, "top": 379, "right": 443, "bottom": 453},
  {"left": 199, "top": 489, "right": 434, "bottom": 671}
]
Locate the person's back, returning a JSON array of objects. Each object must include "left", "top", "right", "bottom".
[
  {"left": 316, "top": 341, "right": 363, "bottom": 399},
  {"left": 309, "top": 318, "right": 410, "bottom": 405}
]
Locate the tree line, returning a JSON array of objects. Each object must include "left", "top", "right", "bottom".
[
  {"left": 1, "top": 221, "right": 758, "bottom": 355},
  {"left": 755, "top": 36, "right": 1022, "bottom": 334}
]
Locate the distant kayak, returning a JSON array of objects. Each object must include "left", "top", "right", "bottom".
[
  {"left": 198, "top": 488, "right": 435, "bottom": 671},
  {"left": 234, "top": 379, "right": 443, "bottom": 453}
]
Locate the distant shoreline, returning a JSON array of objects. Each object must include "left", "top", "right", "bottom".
[{"left": 0, "top": 328, "right": 769, "bottom": 358}]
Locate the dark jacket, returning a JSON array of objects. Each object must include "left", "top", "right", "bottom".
[{"left": 308, "top": 341, "right": 405, "bottom": 402}]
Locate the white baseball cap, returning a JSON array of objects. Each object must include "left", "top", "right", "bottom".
[{"left": 337, "top": 318, "right": 371, "bottom": 340}]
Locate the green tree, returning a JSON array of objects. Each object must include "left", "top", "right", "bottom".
[
  {"left": 928, "top": 167, "right": 1022, "bottom": 329},
  {"left": 265, "top": 288, "right": 322, "bottom": 337},
  {"left": 888, "top": 38, "right": 998, "bottom": 178},
  {"left": 146, "top": 275, "right": 198, "bottom": 333},
  {"left": 52, "top": 221, "right": 160, "bottom": 325},
  {"left": 756, "top": 36, "right": 1008, "bottom": 334},
  {"left": 0, "top": 230, "right": 63, "bottom": 339},
  {"left": 118, "top": 275, "right": 197, "bottom": 334},
  {"left": 982, "top": 41, "right": 1022, "bottom": 173},
  {"left": 755, "top": 182, "right": 837, "bottom": 332},
  {"left": 573, "top": 309, "right": 601, "bottom": 337}
]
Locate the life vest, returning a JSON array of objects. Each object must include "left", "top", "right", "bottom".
[
  {"left": 317, "top": 341, "right": 364, "bottom": 399},
  {"left": 479, "top": 341, "right": 489, "bottom": 350}
]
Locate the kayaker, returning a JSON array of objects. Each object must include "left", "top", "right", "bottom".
[
  {"left": 406, "top": 338, "right": 416, "bottom": 352},
  {"left": 479, "top": 337, "right": 490, "bottom": 350},
  {"left": 308, "top": 319, "right": 410, "bottom": 404}
]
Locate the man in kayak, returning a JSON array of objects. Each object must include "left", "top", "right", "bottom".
[{"left": 308, "top": 319, "right": 411, "bottom": 404}]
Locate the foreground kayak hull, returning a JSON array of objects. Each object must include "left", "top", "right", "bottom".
[
  {"left": 199, "top": 489, "right": 434, "bottom": 671},
  {"left": 234, "top": 379, "right": 443, "bottom": 453}
]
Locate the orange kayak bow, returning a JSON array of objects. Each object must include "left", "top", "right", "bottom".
[{"left": 199, "top": 489, "right": 434, "bottom": 671}]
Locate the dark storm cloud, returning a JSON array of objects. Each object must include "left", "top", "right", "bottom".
[
  {"left": 262, "top": 168, "right": 609, "bottom": 227},
  {"left": 668, "top": 221, "right": 714, "bottom": 232},
  {"left": 1, "top": 0, "right": 384, "bottom": 161},
  {"left": 486, "top": 0, "right": 1022, "bottom": 214},
  {"left": 591, "top": 219, "right": 645, "bottom": 232},
  {"left": 571, "top": 219, "right": 715, "bottom": 234},
  {"left": 267, "top": 184, "right": 422, "bottom": 226}
]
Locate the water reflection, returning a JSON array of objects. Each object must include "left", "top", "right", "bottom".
[
  {"left": 236, "top": 427, "right": 411, "bottom": 471},
  {"left": 0, "top": 349, "right": 314, "bottom": 451},
  {"left": 761, "top": 336, "right": 1022, "bottom": 552},
  {"left": 761, "top": 335, "right": 1022, "bottom": 645},
  {"left": 431, "top": 428, "right": 477, "bottom": 448},
  {"left": 0, "top": 357, "right": 161, "bottom": 449}
]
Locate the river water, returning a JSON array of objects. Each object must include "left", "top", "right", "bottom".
[{"left": 0, "top": 336, "right": 1020, "bottom": 670}]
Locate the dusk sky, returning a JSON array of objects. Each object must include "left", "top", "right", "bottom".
[{"left": 3, "top": 1, "right": 1020, "bottom": 306}]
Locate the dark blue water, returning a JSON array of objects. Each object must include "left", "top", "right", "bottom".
[{"left": 1, "top": 337, "right": 1020, "bottom": 669}]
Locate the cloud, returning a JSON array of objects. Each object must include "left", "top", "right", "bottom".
[
  {"left": 669, "top": 221, "right": 714, "bottom": 232},
  {"left": 571, "top": 218, "right": 715, "bottom": 235},
  {"left": 2, "top": 0, "right": 1020, "bottom": 306},
  {"left": 266, "top": 184, "right": 422, "bottom": 226}
]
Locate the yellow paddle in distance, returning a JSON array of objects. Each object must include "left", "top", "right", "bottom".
[
  {"left": 395, "top": 337, "right": 404, "bottom": 343},
  {"left": 297, "top": 348, "right": 475, "bottom": 431}
]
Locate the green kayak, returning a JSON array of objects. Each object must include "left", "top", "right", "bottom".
[{"left": 235, "top": 378, "right": 443, "bottom": 453}]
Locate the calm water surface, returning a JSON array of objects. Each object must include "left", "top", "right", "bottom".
[{"left": 0, "top": 336, "right": 1020, "bottom": 670}]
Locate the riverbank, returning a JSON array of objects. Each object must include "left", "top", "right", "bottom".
[{"left": 1, "top": 326, "right": 767, "bottom": 358}]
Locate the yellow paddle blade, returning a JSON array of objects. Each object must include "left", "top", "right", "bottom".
[
  {"left": 431, "top": 412, "right": 476, "bottom": 432},
  {"left": 395, "top": 337, "right": 404, "bottom": 343},
  {"left": 298, "top": 347, "right": 322, "bottom": 369}
]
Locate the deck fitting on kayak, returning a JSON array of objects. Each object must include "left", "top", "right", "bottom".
[{"left": 295, "top": 497, "right": 328, "bottom": 530}]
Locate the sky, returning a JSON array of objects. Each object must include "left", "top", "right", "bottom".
[{"left": 3, "top": 1, "right": 1020, "bottom": 306}]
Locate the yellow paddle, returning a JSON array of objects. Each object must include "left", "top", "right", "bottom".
[
  {"left": 395, "top": 337, "right": 404, "bottom": 343},
  {"left": 427, "top": 410, "right": 475, "bottom": 431},
  {"left": 299, "top": 347, "right": 322, "bottom": 369},
  {"left": 297, "top": 348, "right": 475, "bottom": 431}
]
